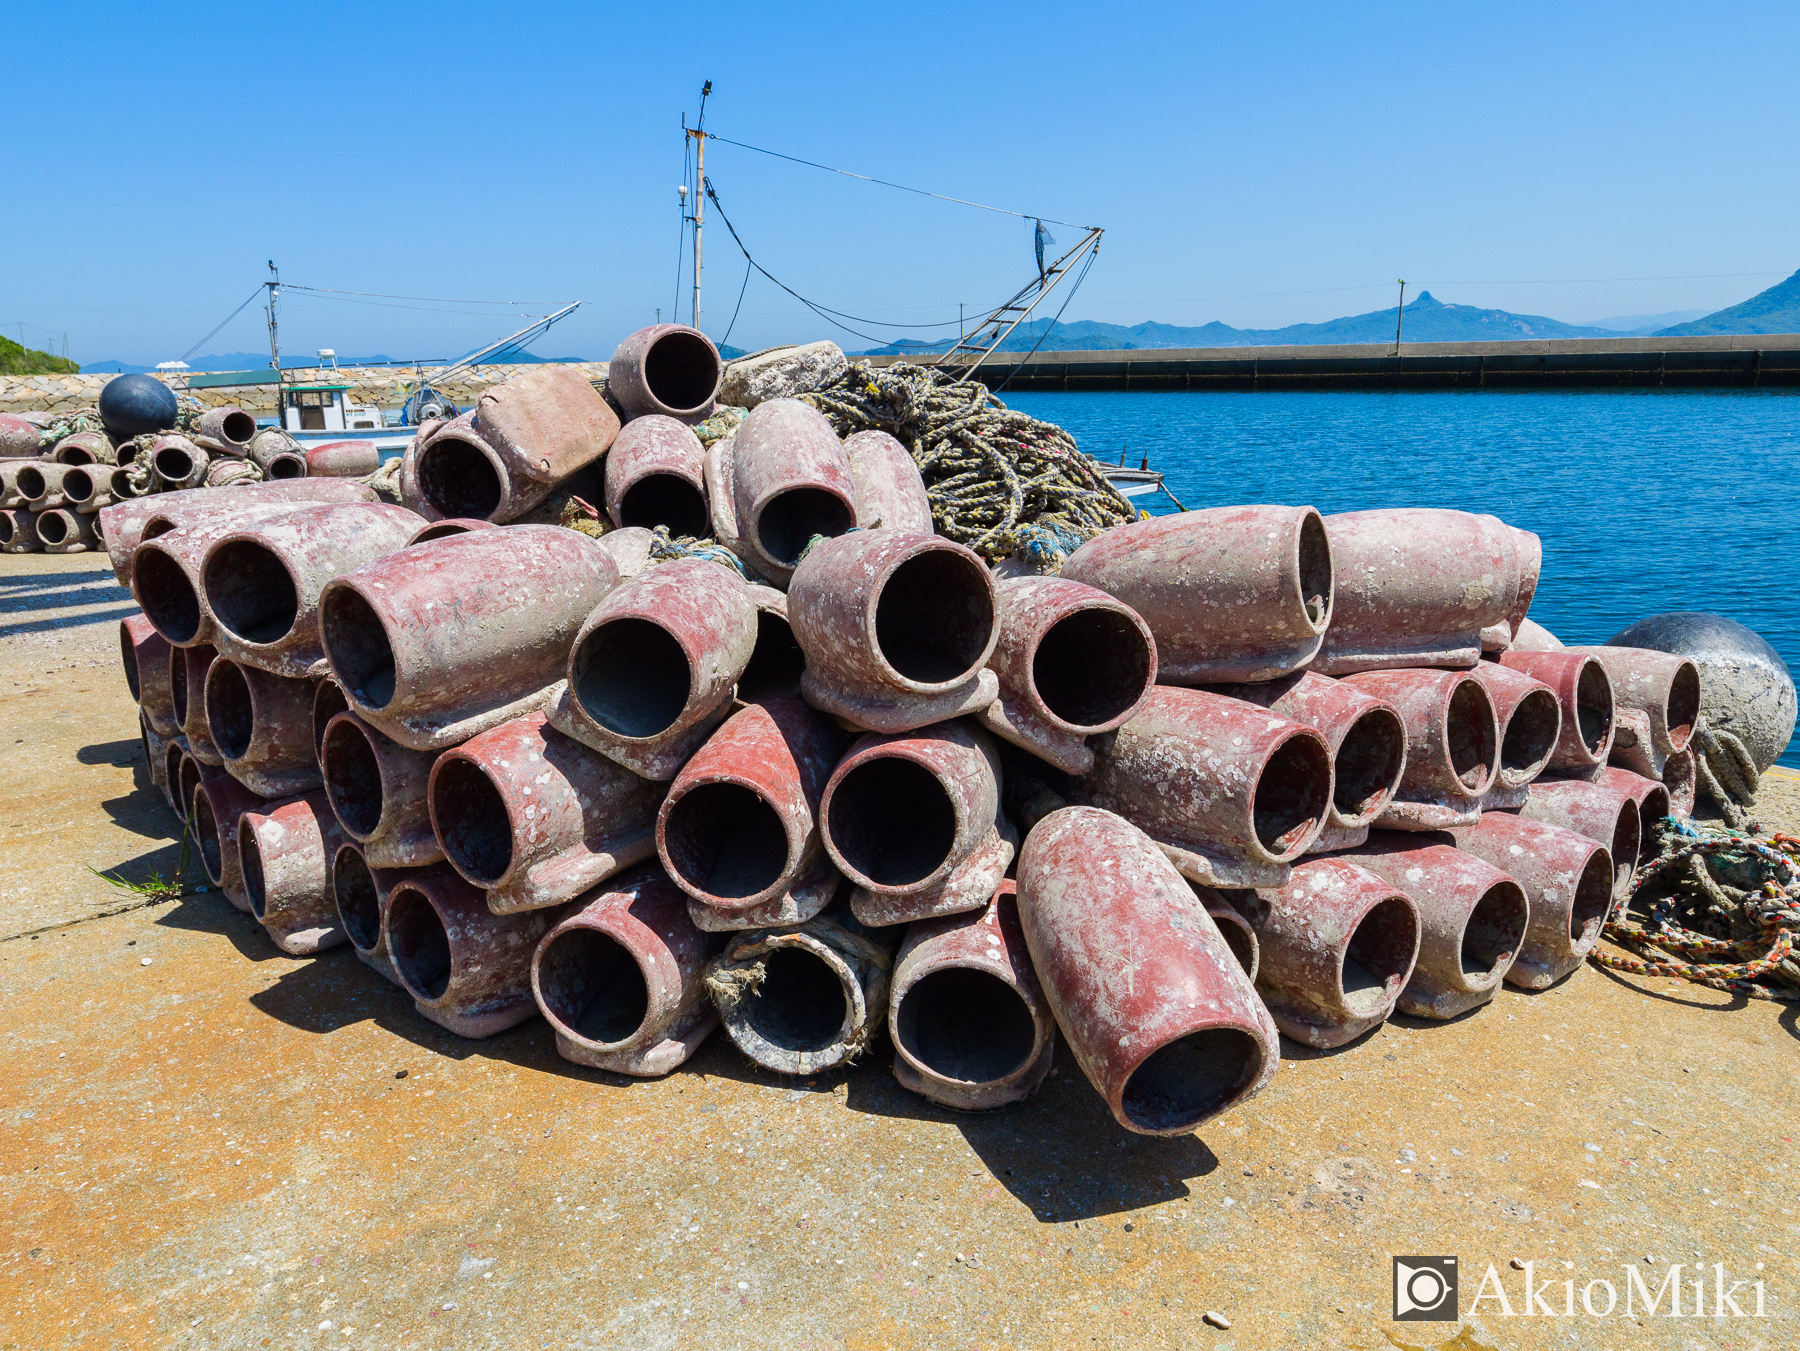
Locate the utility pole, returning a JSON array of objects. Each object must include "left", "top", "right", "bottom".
[
  {"left": 1394, "top": 279, "right": 1407, "bottom": 355},
  {"left": 684, "top": 80, "right": 713, "bottom": 332}
]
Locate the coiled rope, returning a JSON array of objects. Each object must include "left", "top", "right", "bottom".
[
  {"left": 1590, "top": 818, "right": 1800, "bottom": 1000},
  {"left": 799, "top": 360, "right": 1136, "bottom": 566}
]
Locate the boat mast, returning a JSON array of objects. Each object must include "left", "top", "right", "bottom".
[
  {"left": 264, "top": 260, "right": 284, "bottom": 422},
  {"left": 685, "top": 80, "right": 713, "bottom": 331}
]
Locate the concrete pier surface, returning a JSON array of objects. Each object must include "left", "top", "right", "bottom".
[
  {"left": 3, "top": 550, "right": 1797, "bottom": 1351},
  {"left": 870, "top": 333, "right": 1800, "bottom": 391}
]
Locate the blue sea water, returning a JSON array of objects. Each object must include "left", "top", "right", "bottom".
[{"left": 1008, "top": 387, "right": 1800, "bottom": 768}]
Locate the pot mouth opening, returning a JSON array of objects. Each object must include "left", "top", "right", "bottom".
[
  {"left": 1340, "top": 896, "right": 1416, "bottom": 1017},
  {"left": 536, "top": 927, "right": 651, "bottom": 1048},
  {"left": 731, "top": 944, "right": 850, "bottom": 1055},
  {"left": 1119, "top": 1026, "right": 1265, "bottom": 1133},
  {"left": 619, "top": 473, "right": 709, "bottom": 538},
  {"left": 1570, "top": 851, "right": 1615, "bottom": 948},
  {"left": 388, "top": 887, "right": 453, "bottom": 1000},
  {"left": 323, "top": 716, "right": 386, "bottom": 839},
  {"left": 332, "top": 846, "right": 383, "bottom": 953},
  {"left": 205, "top": 540, "right": 299, "bottom": 645},
  {"left": 643, "top": 329, "right": 721, "bottom": 414},
  {"left": 826, "top": 755, "right": 957, "bottom": 889},
  {"left": 895, "top": 967, "right": 1036, "bottom": 1085},
  {"left": 663, "top": 781, "right": 790, "bottom": 902},
  {"left": 194, "top": 790, "right": 225, "bottom": 886},
  {"left": 1445, "top": 679, "right": 1497, "bottom": 791},
  {"left": 1461, "top": 881, "right": 1528, "bottom": 985},
  {"left": 1332, "top": 707, "right": 1406, "bottom": 824},
  {"left": 1574, "top": 659, "right": 1614, "bottom": 757},
  {"left": 1498, "top": 687, "right": 1560, "bottom": 784},
  {"left": 431, "top": 756, "right": 515, "bottom": 886},
  {"left": 137, "top": 545, "right": 202, "bottom": 644},
  {"left": 1295, "top": 510, "right": 1333, "bottom": 630},
  {"left": 571, "top": 616, "right": 693, "bottom": 740},
  {"left": 737, "top": 608, "right": 806, "bottom": 703},
  {"left": 239, "top": 819, "right": 269, "bottom": 920},
  {"left": 1665, "top": 661, "right": 1701, "bottom": 747},
  {"left": 873, "top": 548, "right": 995, "bottom": 688},
  {"left": 755, "top": 487, "right": 855, "bottom": 568},
  {"left": 205, "top": 660, "right": 255, "bottom": 761},
  {"left": 1031, "top": 607, "right": 1153, "bottom": 731},
  {"left": 417, "top": 435, "right": 503, "bottom": 521},
  {"left": 320, "top": 585, "right": 397, "bottom": 710},
  {"left": 1251, "top": 733, "right": 1331, "bottom": 856}
]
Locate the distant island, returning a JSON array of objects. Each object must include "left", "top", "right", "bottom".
[{"left": 859, "top": 268, "right": 1800, "bottom": 356}]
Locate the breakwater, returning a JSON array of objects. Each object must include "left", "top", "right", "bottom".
[
  {"left": 0, "top": 361, "right": 610, "bottom": 415},
  {"left": 874, "top": 334, "right": 1800, "bottom": 391}
]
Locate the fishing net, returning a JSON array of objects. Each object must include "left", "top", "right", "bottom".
[
  {"left": 799, "top": 361, "right": 1136, "bottom": 566},
  {"left": 1592, "top": 818, "right": 1800, "bottom": 1000}
]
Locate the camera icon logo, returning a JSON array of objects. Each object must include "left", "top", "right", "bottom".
[{"left": 1393, "top": 1256, "right": 1458, "bottom": 1321}]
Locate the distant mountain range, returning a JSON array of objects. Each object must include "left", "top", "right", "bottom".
[
  {"left": 1580, "top": 309, "right": 1710, "bottom": 332},
  {"left": 863, "top": 293, "right": 1626, "bottom": 355},
  {"left": 72, "top": 271, "right": 1800, "bottom": 372},
  {"left": 859, "top": 271, "right": 1800, "bottom": 356}
]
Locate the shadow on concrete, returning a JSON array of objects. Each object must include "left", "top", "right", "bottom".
[
  {"left": 220, "top": 932, "right": 605, "bottom": 1083},
  {"left": 0, "top": 580, "right": 132, "bottom": 613},
  {"left": 0, "top": 603, "right": 141, "bottom": 639},
  {"left": 153, "top": 890, "right": 291, "bottom": 963},
  {"left": 79, "top": 737, "right": 141, "bottom": 767},
  {"left": 820, "top": 1041, "right": 1221, "bottom": 1222},
  {"left": 100, "top": 787, "right": 184, "bottom": 842},
  {"left": 0, "top": 567, "right": 121, "bottom": 595},
  {"left": 1588, "top": 961, "right": 1756, "bottom": 1012}
]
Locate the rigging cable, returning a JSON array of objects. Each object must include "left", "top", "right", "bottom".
[
  {"left": 719, "top": 254, "right": 753, "bottom": 349},
  {"left": 179, "top": 286, "right": 266, "bottom": 363},
  {"left": 281, "top": 284, "right": 561, "bottom": 305},
  {"left": 704, "top": 132, "right": 1095, "bottom": 231},
  {"left": 704, "top": 183, "right": 959, "bottom": 345},
  {"left": 703, "top": 181, "right": 1001, "bottom": 340}
]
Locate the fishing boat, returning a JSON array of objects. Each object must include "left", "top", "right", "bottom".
[{"left": 1105, "top": 464, "right": 1166, "bottom": 499}]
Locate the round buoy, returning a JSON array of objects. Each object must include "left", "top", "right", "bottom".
[
  {"left": 1608, "top": 612, "right": 1796, "bottom": 774},
  {"left": 98, "top": 374, "right": 179, "bottom": 439}
]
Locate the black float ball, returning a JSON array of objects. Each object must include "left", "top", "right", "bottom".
[{"left": 98, "top": 373, "right": 179, "bottom": 439}]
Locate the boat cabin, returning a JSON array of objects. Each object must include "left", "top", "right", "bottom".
[{"left": 281, "top": 383, "right": 384, "bottom": 433}]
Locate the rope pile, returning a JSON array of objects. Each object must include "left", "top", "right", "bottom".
[
  {"left": 1591, "top": 819, "right": 1800, "bottom": 1000},
  {"left": 1693, "top": 722, "right": 1764, "bottom": 829},
  {"left": 800, "top": 361, "right": 1136, "bottom": 566}
]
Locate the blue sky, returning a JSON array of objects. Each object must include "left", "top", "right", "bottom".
[{"left": 6, "top": 1, "right": 1796, "bottom": 365}]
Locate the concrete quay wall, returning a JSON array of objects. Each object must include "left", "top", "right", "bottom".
[{"left": 868, "top": 334, "right": 1800, "bottom": 391}]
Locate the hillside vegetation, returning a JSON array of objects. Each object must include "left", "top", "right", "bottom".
[
  {"left": 1657, "top": 268, "right": 1800, "bottom": 336},
  {"left": 0, "top": 335, "right": 79, "bottom": 376}
]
